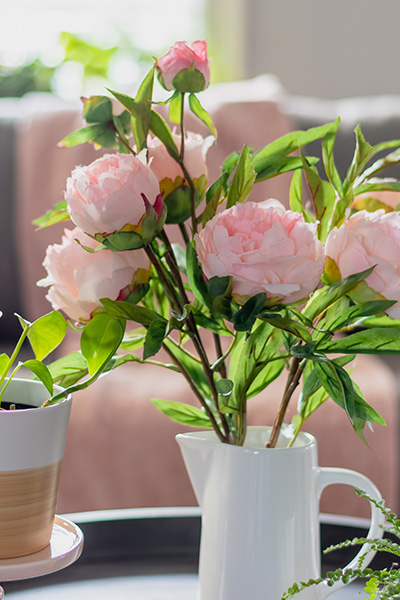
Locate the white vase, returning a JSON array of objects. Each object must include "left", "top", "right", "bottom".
[
  {"left": 176, "top": 426, "right": 384, "bottom": 600},
  {"left": 0, "top": 379, "right": 71, "bottom": 558}
]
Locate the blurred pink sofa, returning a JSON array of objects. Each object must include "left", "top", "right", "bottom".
[{"left": 1, "top": 75, "right": 399, "bottom": 518}]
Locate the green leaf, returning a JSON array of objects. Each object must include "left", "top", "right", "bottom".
[
  {"left": 233, "top": 293, "right": 266, "bottom": 332},
  {"left": 186, "top": 242, "right": 213, "bottom": 307},
  {"left": 343, "top": 125, "right": 374, "bottom": 191},
  {"left": 46, "top": 352, "right": 88, "bottom": 387},
  {"left": 28, "top": 311, "right": 67, "bottom": 360},
  {"left": 251, "top": 121, "right": 338, "bottom": 172},
  {"left": 222, "top": 152, "right": 240, "bottom": 176},
  {"left": 149, "top": 110, "right": 180, "bottom": 161},
  {"left": 58, "top": 124, "right": 105, "bottom": 148},
  {"left": 143, "top": 319, "right": 169, "bottom": 360},
  {"left": 353, "top": 180, "right": 400, "bottom": 197},
  {"left": 259, "top": 313, "right": 312, "bottom": 342},
  {"left": 322, "top": 117, "right": 342, "bottom": 193},
  {"left": 82, "top": 96, "right": 113, "bottom": 123},
  {"left": 314, "top": 361, "right": 355, "bottom": 424},
  {"left": 80, "top": 314, "right": 125, "bottom": 376},
  {"left": 355, "top": 149, "right": 400, "bottom": 187},
  {"left": 113, "top": 114, "right": 131, "bottom": 154},
  {"left": 90, "top": 126, "right": 118, "bottom": 149},
  {"left": 130, "top": 66, "right": 154, "bottom": 151},
  {"left": 168, "top": 91, "right": 182, "bottom": 124},
  {"left": 106, "top": 89, "right": 135, "bottom": 112},
  {"left": 301, "top": 153, "right": 336, "bottom": 241},
  {"left": 202, "top": 174, "right": 227, "bottom": 226},
  {"left": 298, "top": 355, "right": 355, "bottom": 420},
  {"left": 101, "top": 298, "right": 164, "bottom": 326},
  {"left": 208, "top": 276, "right": 231, "bottom": 299},
  {"left": 228, "top": 322, "right": 280, "bottom": 411},
  {"left": 119, "top": 333, "right": 146, "bottom": 351},
  {"left": 22, "top": 359, "right": 53, "bottom": 395},
  {"left": 303, "top": 267, "right": 375, "bottom": 321},
  {"left": 319, "top": 328, "right": 400, "bottom": 355},
  {"left": 255, "top": 155, "right": 319, "bottom": 183},
  {"left": 151, "top": 398, "right": 212, "bottom": 428},
  {"left": 322, "top": 300, "right": 395, "bottom": 332},
  {"left": 291, "top": 342, "right": 328, "bottom": 362},
  {"left": 289, "top": 169, "right": 303, "bottom": 215},
  {"left": 33, "top": 201, "right": 70, "bottom": 229},
  {"left": 226, "top": 145, "right": 256, "bottom": 208},
  {"left": 188, "top": 93, "right": 216, "bottom": 137},
  {"left": 246, "top": 356, "right": 284, "bottom": 399},
  {"left": 192, "top": 310, "right": 231, "bottom": 335}
]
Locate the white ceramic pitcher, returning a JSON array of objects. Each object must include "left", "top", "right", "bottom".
[{"left": 176, "top": 427, "right": 384, "bottom": 600}]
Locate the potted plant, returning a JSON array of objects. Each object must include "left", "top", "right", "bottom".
[
  {"left": 0, "top": 310, "right": 69, "bottom": 558},
  {"left": 0, "top": 307, "right": 126, "bottom": 559},
  {"left": 30, "top": 39, "right": 400, "bottom": 598}
]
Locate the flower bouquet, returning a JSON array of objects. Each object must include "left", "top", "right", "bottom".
[
  {"left": 34, "top": 39, "right": 400, "bottom": 451},
  {"left": 22, "top": 38, "right": 400, "bottom": 600}
]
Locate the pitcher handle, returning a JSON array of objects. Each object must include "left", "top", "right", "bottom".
[{"left": 317, "top": 467, "right": 385, "bottom": 599}]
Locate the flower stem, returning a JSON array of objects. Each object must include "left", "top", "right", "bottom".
[
  {"left": 144, "top": 244, "right": 183, "bottom": 314},
  {"left": 178, "top": 92, "right": 198, "bottom": 235},
  {"left": 157, "top": 230, "right": 232, "bottom": 442},
  {"left": 162, "top": 341, "right": 227, "bottom": 442},
  {"left": 179, "top": 222, "right": 190, "bottom": 246},
  {"left": 266, "top": 357, "right": 303, "bottom": 448}
]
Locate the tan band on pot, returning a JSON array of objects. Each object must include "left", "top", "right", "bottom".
[{"left": 0, "top": 460, "right": 62, "bottom": 559}]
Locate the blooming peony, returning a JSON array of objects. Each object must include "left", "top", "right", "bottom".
[
  {"left": 325, "top": 209, "right": 400, "bottom": 319},
  {"left": 195, "top": 199, "right": 325, "bottom": 304},
  {"left": 38, "top": 227, "right": 150, "bottom": 322},
  {"left": 156, "top": 40, "right": 210, "bottom": 93},
  {"left": 65, "top": 153, "right": 161, "bottom": 237}
]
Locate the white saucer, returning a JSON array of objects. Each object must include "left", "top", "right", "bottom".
[{"left": 0, "top": 516, "right": 84, "bottom": 581}]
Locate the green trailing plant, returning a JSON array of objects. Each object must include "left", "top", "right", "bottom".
[{"left": 282, "top": 490, "right": 400, "bottom": 600}]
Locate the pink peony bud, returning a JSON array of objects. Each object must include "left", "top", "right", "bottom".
[
  {"left": 195, "top": 199, "right": 325, "bottom": 305},
  {"left": 65, "top": 152, "right": 161, "bottom": 239},
  {"left": 38, "top": 227, "right": 150, "bottom": 322},
  {"left": 326, "top": 209, "right": 400, "bottom": 318},
  {"left": 156, "top": 40, "right": 210, "bottom": 93}
]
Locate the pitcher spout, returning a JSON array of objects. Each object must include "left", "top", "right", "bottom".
[{"left": 176, "top": 431, "right": 219, "bottom": 506}]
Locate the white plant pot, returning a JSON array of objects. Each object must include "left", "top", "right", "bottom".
[
  {"left": 177, "top": 426, "right": 384, "bottom": 600},
  {"left": 0, "top": 379, "right": 71, "bottom": 558}
]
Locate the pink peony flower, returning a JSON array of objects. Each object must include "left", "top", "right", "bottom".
[
  {"left": 195, "top": 199, "right": 325, "bottom": 304},
  {"left": 326, "top": 210, "right": 400, "bottom": 318},
  {"left": 147, "top": 131, "right": 213, "bottom": 185},
  {"left": 156, "top": 40, "right": 210, "bottom": 93},
  {"left": 65, "top": 153, "right": 161, "bottom": 237},
  {"left": 38, "top": 227, "right": 150, "bottom": 322}
]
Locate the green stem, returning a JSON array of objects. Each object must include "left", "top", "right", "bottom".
[
  {"left": 179, "top": 222, "right": 190, "bottom": 245},
  {"left": 159, "top": 229, "right": 232, "bottom": 441},
  {"left": 145, "top": 245, "right": 183, "bottom": 313},
  {"left": 162, "top": 341, "right": 227, "bottom": 442},
  {"left": 0, "top": 363, "right": 23, "bottom": 405},
  {"left": 178, "top": 92, "right": 198, "bottom": 235},
  {"left": 0, "top": 324, "right": 30, "bottom": 405}
]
